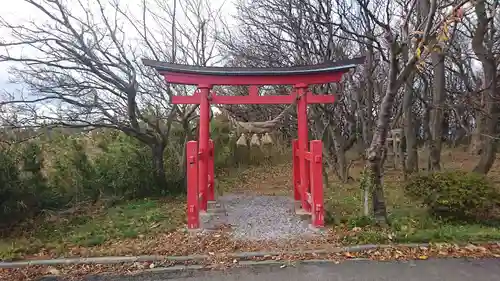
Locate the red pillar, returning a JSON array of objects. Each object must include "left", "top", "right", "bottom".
[
  {"left": 309, "top": 140, "right": 324, "bottom": 228},
  {"left": 296, "top": 84, "right": 310, "bottom": 212},
  {"left": 207, "top": 139, "right": 215, "bottom": 201},
  {"left": 198, "top": 85, "right": 211, "bottom": 212},
  {"left": 186, "top": 141, "right": 199, "bottom": 229},
  {"left": 292, "top": 139, "right": 300, "bottom": 204}
]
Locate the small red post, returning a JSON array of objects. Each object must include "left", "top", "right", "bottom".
[
  {"left": 296, "top": 84, "right": 311, "bottom": 212},
  {"left": 186, "top": 141, "right": 199, "bottom": 229},
  {"left": 207, "top": 139, "right": 215, "bottom": 201},
  {"left": 198, "top": 85, "right": 211, "bottom": 212},
  {"left": 309, "top": 140, "right": 324, "bottom": 228},
  {"left": 292, "top": 139, "right": 300, "bottom": 203}
]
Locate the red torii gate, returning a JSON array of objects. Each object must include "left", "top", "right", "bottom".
[{"left": 143, "top": 57, "right": 364, "bottom": 230}]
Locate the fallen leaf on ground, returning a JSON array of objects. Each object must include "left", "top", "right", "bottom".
[
  {"left": 4, "top": 242, "right": 500, "bottom": 281},
  {"left": 344, "top": 252, "right": 355, "bottom": 258},
  {"left": 46, "top": 266, "right": 60, "bottom": 275}
]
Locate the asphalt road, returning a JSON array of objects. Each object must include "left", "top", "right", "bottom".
[{"left": 71, "top": 258, "right": 500, "bottom": 281}]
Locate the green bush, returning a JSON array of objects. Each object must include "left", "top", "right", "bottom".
[
  {"left": 47, "top": 137, "right": 97, "bottom": 207},
  {"left": 0, "top": 130, "right": 187, "bottom": 227},
  {"left": 0, "top": 142, "right": 52, "bottom": 223},
  {"left": 93, "top": 137, "right": 156, "bottom": 199},
  {"left": 19, "top": 142, "right": 54, "bottom": 210},
  {"left": 93, "top": 134, "right": 184, "bottom": 198},
  {"left": 0, "top": 147, "right": 24, "bottom": 221},
  {"left": 0, "top": 121, "right": 289, "bottom": 227},
  {"left": 404, "top": 171, "right": 500, "bottom": 223}
]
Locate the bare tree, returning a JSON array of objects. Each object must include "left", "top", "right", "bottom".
[
  {"left": 1, "top": 0, "right": 492, "bottom": 225},
  {"left": 220, "top": 0, "right": 367, "bottom": 182},
  {"left": 470, "top": 0, "right": 499, "bottom": 173},
  {"left": 0, "top": 0, "right": 223, "bottom": 189},
  {"left": 220, "top": 0, "right": 476, "bottom": 223},
  {"left": 353, "top": 0, "right": 471, "bottom": 224}
]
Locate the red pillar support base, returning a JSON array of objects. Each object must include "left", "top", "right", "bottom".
[
  {"left": 293, "top": 138, "right": 324, "bottom": 227},
  {"left": 186, "top": 141, "right": 200, "bottom": 230},
  {"left": 309, "top": 140, "right": 324, "bottom": 229},
  {"left": 292, "top": 139, "right": 301, "bottom": 211},
  {"left": 207, "top": 139, "right": 215, "bottom": 202}
]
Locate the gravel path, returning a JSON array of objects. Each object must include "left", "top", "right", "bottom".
[{"left": 217, "top": 194, "right": 316, "bottom": 241}]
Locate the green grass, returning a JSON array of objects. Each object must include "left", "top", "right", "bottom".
[
  {"left": 399, "top": 224, "right": 500, "bottom": 243},
  {"left": 219, "top": 160, "right": 500, "bottom": 247},
  {"left": 4, "top": 156, "right": 500, "bottom": 260},
  {"left": 326, "top": 180, "right": 500, "bottom": 245},
  {"left": 0, "top": 198, "right": 185, "bottom": 260}
]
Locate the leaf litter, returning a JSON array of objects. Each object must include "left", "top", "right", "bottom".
[
  {"left": 5, "top": 161, "right": 500, "bottom": 279},
  {"left": 4, "top": 242, "right": 500, "bottom": 281}
]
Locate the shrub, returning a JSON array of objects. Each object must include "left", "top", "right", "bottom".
[
  {"left": 0, "top": 142, "right": 52, "bottom": 224},
  {"left": 19, "top": 142, "right": 54, "bottom": 210},
  {"left": 0, "top": 147, "right": 24, "bottom": 222},
  {"left": 404, "top": 171, "right": 500, "bottom": 223},
  {"left": 47, "top": 137, "right": 96, "bottom": 207},
  {"left": 93, "top": 134, "right": 184, "bottom": 198},
  {"left": 0, "top": 123, "right": 289, "bottom": 226}
]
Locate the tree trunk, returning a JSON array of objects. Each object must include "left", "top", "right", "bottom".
[
  {"left": 423, "top": 105, "right": 432, "bottom": 171},
  {"left": 419, "top": 77, "right": 433, "bottom": 171},
  {"left": 362, "top": 42, "right": 375, "bottom": 149},
  {"left": 151, "top": 142, "right": 168, "bottom": 191},
  {"left": 366, "top": 43, "right": 402, "bottom": 225},
  {"left": 402, "top": 69, "right": 418, "bottom": 173},
  {"left": 329, "top": 124, "right": 350, "bottom": 183},
  {"left": 469, "top": 122, "right": 484, "bottom": 155},
  {"left": 178, "top": 119, "right": 193, "bottom": 173},
  {"left": 471, "top": 0, "right": 498, "bottom": 174},
  {"left": 453, "top": 127, "right": 467, "bottom": 147},
  {"left": 473, "top": 69, "right": 498, "bottom": 174},
  {"left": 337, "top": 147, "right": 349, "bottom": 182},
  {"left": 473, "top": 133, "right": 497, "bottom": 174},
  {"left": 442, "top": 111, "right": 450, "bottom": 146},
  {"left": 428, "top": 51, "right": 445, "bottom": 171}
]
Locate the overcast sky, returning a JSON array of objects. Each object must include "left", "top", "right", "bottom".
[
  {"left": 0, "top": 0, "right": 41, "bottom": 91},
  {"left": 0, "top": 0, "right": 236, "bottom": 93},
  {"left": 0, "top": 0, "right": 482, "bottom": 94}
]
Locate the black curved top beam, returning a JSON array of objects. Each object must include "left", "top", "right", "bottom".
[{"left": 142, "top": 57, "right": 365, "bottom": 76}]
